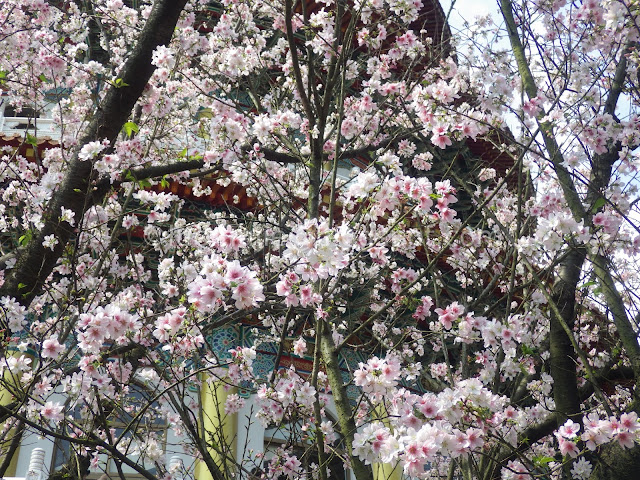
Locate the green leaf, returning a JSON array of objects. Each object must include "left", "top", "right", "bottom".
[
  {"left": 138, "top": 178, "right": 152, "bottom": 188},
  {"left": 520, "top": 344, "right": 536, "bottom": 356},
  {"left": 18, "top": 231, "right": 32, "bottom": 246},
  {"left": 160, "top": 175, "right": 170, "bottom": 189},
  {"left": 25, "top": 132, "right": 38, "bottom": 147},
  {"left": 533, "top": 456, "right": 554, "bottom": 467},
  {"left": 17, "top": 283, "right": 27, "bottom": 290},
  {"left": 38, "top": 73, "right": 50, "bottom": 83},
  {"left": 591, "top": 197, "right": 606, "bottom": 213},
  {"left": 123, "top": 121, "right": 139, "bottom": 137},
  {"left": 112, "top": 78, "right": 129, "bottom": 88}
]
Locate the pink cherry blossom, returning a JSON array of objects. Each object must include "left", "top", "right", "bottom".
[
  {"left": 40, "top": 401, "right": 64, "bottom": 423},
  {"left": 41, "top": 337, "right": 64, "bottom": 359},
  {"left": 292, "top": 337, "right": 307, "bottom": 356}
]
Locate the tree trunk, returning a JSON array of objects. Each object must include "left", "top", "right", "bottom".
[
  {"left": 549, "top": 250, "right": 585, "bottom": 424},
  {"left": 590, "top": 444, "right": 640, "bottom": 480},
  {"left": 319, "top": 320, "right": 373, "bottom": 480}
]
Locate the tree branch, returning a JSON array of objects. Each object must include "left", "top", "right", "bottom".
[{"left": 499, "top": 0, "right": 585, "bottom": 222}]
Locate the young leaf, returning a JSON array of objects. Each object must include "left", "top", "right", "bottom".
[
  {"left": 591, "top": 197, "right": 606, "bottom": 213},
  {"left": 533, "top": 456, "right": 554, "bottom": 467},
  {"left": 18, "top": 231, "right": 32, "bottom": 246},
  {"left": 112, "top": 78, "right": 129, "bottom": 88},
  {"left": 123, "top": 121, "right": 139, "bottom": 137},
  {"left": 25, "top": 132, "right": 38, "bottom": 147}
]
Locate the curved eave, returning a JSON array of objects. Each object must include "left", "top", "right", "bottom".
[
  {"left": 0, "top": 133, "right": 59, "bottom": 161},
  {"left": 152, "top": 176, "right": 257, "bottom": 211}
]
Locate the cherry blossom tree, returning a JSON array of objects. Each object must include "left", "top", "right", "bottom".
[{"left": 1, "top": 1, "right": 640, "bottom": 480}]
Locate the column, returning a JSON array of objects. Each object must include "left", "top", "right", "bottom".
[
  {"left": 372, "top": 405, "right": 402, "bottom": 480},
  {"left": 195, "top": 378, "right": 238, "bottom": 480},
  {"left": 0, "top": 347, "right": 35, "bottom": 476},
  {"left": 373, "top": 461, "right": 403, "bottom": 480}
]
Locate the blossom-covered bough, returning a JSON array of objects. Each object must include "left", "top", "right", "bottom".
[{"left": 1, "top": 0, "right": 640, "bottom": 479}]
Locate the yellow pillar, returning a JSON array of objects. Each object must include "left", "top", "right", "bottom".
[
  {"left": 373, "top": 460, "right": 403, "bottom": 480},
  {"left": 372, "top": 405, "right": 402, "bottom": 480},
  {"left": 195, "top": 378, "right": 237, "bottom": 480},
  {"left": 0, "top": 347, "right": 35, "bottom": 476}
]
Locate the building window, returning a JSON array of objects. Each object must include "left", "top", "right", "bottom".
[
  {"left": 3, "top": 106, "right": 40, "bottom": 118},
  {"left": 50, "top": 385, "right": 168, "bottom": 479},
  {"left": 1, "top": 104, "right": 42, "bottom": 130},
  {"left": 262, "top": 418, "right": 347, "bottom": 480}
]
